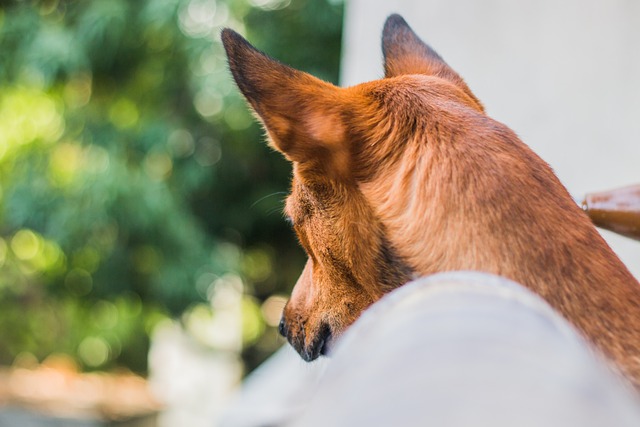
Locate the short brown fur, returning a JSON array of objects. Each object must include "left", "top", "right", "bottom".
[{"left": 222, "top": 15, "right": 640, "bottom": 384}]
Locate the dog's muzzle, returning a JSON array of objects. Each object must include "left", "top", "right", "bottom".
[{"left": 278, "top": 316, "right": 332, "bottom": 362}]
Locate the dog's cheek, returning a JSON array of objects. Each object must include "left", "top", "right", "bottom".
[{"left": 323, "top": 284, "right": 377, "bottom": 335}]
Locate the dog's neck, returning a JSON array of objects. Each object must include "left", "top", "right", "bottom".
[{"left": 359, "top": 102, "right": 640, "bottom": 385}]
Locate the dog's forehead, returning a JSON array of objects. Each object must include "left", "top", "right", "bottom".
[
  {"left": 353, "top": 74, "right": 481, "bottom": 113},
  {"left": 355, "top": 75, "right": 433, "bottom": 98}
]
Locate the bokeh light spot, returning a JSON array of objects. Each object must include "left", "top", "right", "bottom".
[
  {"left": 211, "top": 242, "right": 241, "bottom": 271},
  {"left": 241, "top": 296, "right": 265, "bottom": 345},
  {"left": 117, "top": 292, "right": 143, "bottom": 319},
  {"left": 249, "top": 0, "right": 291, "bottom": 10},
  {"left": 72, "top": 246, "right": 101, "bottom": 273},
  {"left": 0, "top": 87, "right": 64, "bottom": 159},
  {"left": 195, "top": 272, "right": 218, "bottom": 299},
  {"left": 109, "top": 98, "right": 139, "bottom": 129},
  {"left": 13, "top": 352, "right": 39, "bottom": 369},
  {"left": 167, "top": 129, "right": 195, "bottom": 158},
  {"left": 242, "top": 248, "right": 273, "bottom": 282},
  {"left": 194, "top": 137, "right": 221, "bottom": 167},
  {"left": 11, "top": 230, "right": 41, "bottom": 261},
  {"left": 65, "top": 268, "right": 93, "bottom": 296},
  {"left": 63, "top": 74, "right": 92, "bottom": 109},
  {"left": 143, "top": 151, "right": 173, "bottom": 181},
  {"left": 194, "top": 90, "right": 223, "bottom": 118},
  {"left": 84, "top": 144, "right": 110, "bottom": 174},
  {"left": 261, "top": 295, "right": 288, "bottom": 327},
  {"left": 178, "top": 0, "right": 217, "bottom": 38},
  {"left": 34, "top": 240, "right": 66, "bottom": 274},
  {"left": 50, "top": 142, "right": 82, "bottom": 185},
  {"left": 223, "top": 103, "right": 253, "bottom": 130},
  {"left": 78, "top": 336, "right": 110, "bottom": 367},
  {"left": 92, "top": 300, "right": 119, "bottom": 330}
]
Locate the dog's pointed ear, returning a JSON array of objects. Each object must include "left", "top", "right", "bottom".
[
  {"left": 382, "top": 14, "right": 483, "bottom": 111},
  {"left": 222, "top": 29, "right": 350, "bottom": 178}
]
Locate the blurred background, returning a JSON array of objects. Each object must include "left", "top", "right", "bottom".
[{"left": 0, "top": 0, "right": 342, "bottom": 425}]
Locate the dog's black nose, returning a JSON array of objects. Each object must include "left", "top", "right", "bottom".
[
  {"left": 301, "top": 322, "right": 333, "bottom": 362},
  {"left": 278, "top": 316, "right": 287, "bottom": 337}
]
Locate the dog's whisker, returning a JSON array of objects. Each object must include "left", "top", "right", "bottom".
[
  {"left": 266, "top": 207, "right": 285, "bottom": 217},
  {"left": 250, "top": 191, "right": 287, "bottom": 210}
]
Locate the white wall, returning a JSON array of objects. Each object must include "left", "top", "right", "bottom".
[{"left": 342, "top": 0, "right": 640, "bottom": 278}]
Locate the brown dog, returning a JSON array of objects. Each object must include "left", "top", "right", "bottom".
[{"left": 222, "top": 14, "right": 640, "bottom": 386}]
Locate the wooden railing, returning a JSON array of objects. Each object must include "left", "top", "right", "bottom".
[{"left": 583, "top": 185, "right": 640, "bottom": 241}]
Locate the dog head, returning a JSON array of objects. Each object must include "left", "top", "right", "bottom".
[{"left": 222, "top": 15, "right": 486, "bottom": 361}]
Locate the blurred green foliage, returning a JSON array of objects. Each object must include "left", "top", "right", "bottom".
[{"left": 0, "top": 0, "right": 343, "bottom": 373}]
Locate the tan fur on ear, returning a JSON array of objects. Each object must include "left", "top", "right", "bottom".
[
  {"left": 221, "top": 29, "right": 351, "bottom": 180},
  {"left": 306, "top": 111, "right": 345, "bottom": 148},
  {"left": 382, "top": 14, "right": 484, "bottom": 112}
]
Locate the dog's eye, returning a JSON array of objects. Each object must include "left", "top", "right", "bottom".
[{"left": 284, "top": 215, "right": 294, "bottom": 226}]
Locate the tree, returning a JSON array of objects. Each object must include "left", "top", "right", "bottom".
[{"left": 0, "top": 0, "right": 343, "bottom": 373}]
